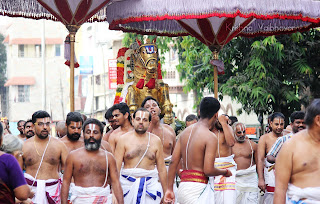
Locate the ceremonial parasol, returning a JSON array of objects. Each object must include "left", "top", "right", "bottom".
[
  {"left": 106, "top": 0, "right": 320, "bottom": 98},
  {"left": 0, "top": 0, "right": 110, "bottom": 111}
]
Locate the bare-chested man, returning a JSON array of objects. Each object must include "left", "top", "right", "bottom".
[
  {"left": 115, "top": 108, "right": 167, "bottom": 204},
  {"left": 102, "top": 107, "right": 119, "bottom": 142},
  {"left": 24, "top": 119, "right": 35, "bottom": 139},
  {"left": 267, "top": 111, "right": 306, "bottom": 164},
  {"left": 274, "top": 99, "right": 320, "bottom": 203},
  {"left": 231, "top": 122, "right": 259, "bottom": 204},
  {"left": 22, "top": 110, "right": 68, "bottom": 204},
  {"left": 108, "top": 103, "right": 133, "bottom": 153},
  {"left": 211, "top": 114, "right": 236, "bottom": 203},
  {"left": 141, "top": 96, "right": 176, "bottom": 167},
  {"left": 60, "top": 112, "right": 84, "bottom": 152},
  {"left": 164, "top": 97, "right": 231, "bottom": 203},
  {"left": 257, "top": 112, "right": 284, "bottom": 204},
  {"left": 61, "top": 118, "right": 123, "bottom": 204},
  {"left": 17, "top": 120, "right": 26, "bottom": 141}
]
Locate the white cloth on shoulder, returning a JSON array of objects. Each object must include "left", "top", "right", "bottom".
[
  {"left": 177, "top": 179, "right": 215, "bottom": 204},
  {"left": 70, "top": 185, "right": 112, "bottom": 204},
  {"left": 235, "top": 165, "right": 259, "bottom": 204},
  {"left": 287, "top": 183, "right": 320, "bottom": 203},
  {"left": 120, "top": 168, "right": 163, "bottom": 204},
  {"left": 24, "top": 173, "right": 62, "bottom": 204},
  {"left": 213, "top": 154, "right": 237, "bottom": 204}
]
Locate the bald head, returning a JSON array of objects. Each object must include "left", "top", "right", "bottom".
[{"left": 56, "top": 121, "right": 67, "bottom": 138}]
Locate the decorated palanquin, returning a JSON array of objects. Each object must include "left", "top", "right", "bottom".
[{"left": 113, "top": 38, "right": 173, "bottom": 124}]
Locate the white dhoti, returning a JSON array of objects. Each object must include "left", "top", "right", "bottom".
[
  {"left": 259, "top": 159, "right": 275, "bottom": 204},
  {"left": 24, "top": 173, "right": 62, "bottom": 204},
  {"left": 177, "top": 170, "right": 214, "bottom": 204},
  {"left": 213, "top": 155, "right": 237, "bottom": 204},
  {"left": 120, "top": 168, "right": 163, "bottom": 204},
  {"left": 287, "top": 183, "right": 320, "bottom": 204},
  {"left": 70, "top": 185, "right": 112, "bottom": 204},
  {"left": 235, "top": 165, "right": 259, "bottom": 204}
]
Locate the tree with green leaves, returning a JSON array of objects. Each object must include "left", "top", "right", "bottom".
[
  {"left": 0, "top": 33, "right": 7, "bottom": 116},
  {"left": 175, "top": 30, "right": 320, "bottom": 125}
]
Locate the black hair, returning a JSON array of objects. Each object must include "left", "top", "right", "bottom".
[
  {"left": 290, "top": 111, "right": 305, "bottom": 123},
  {"left": 141, "top": 96, "right": 160, "bottom": 108},
  {"left": 185, "top": 114, "right": 198, "bottom": 122},
  {"left": 66, "top": 112, "right": 83, "bottom": 126},
  {"left": 24, "top": 119, "right": 33, "bottom": 129},
  {"left": 229, "top": 116, "right": 238, "bottom": 126},
  {"left": 270, "top": 112, "right": 285, "bottom": 121},
  {"left": 111, "top": 103, "right": 131, "bottom": 118},
  {"left": 82, "top": 118, "right": 104, "bottom": 134},
  {"left": 133, "top": 108, "right": 152, "bottom": 122},
  {"left": 199, "top": 97, "right": 220, "bottom": 119},
  {"left": 17, "top": 120, "right": 26, "bottom": 126},
  {"left": 32, "top": 110, "right": 50, "bottom": 124},
  {"left": 305, "top": 99, "right": 320, "bottom": 126},
  {"left": 104, "top": 108, "right": 113, "bottom": 120}
]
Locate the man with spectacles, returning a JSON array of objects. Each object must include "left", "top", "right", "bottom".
[
  {"left": 231, "top": 122, "right": 259, "bottom": 204},
  {"left": 21, "top": 110, "right": 68, "bottom": 204}
]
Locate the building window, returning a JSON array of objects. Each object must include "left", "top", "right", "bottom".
[
  {"left": 35, "top": 44, "right": 41, "bottom": 58},
  {"left": 165, "top": 70, "right": 176, "bottom": 79},
  {"left": 18, "top": 45, "right": 24, "bottom": 57},
  {"left": 18, "top": 85, "right": 30, "bottom": 102},
  {"left": 95, "top": 75, "right": 101, "bottom": 85},
  {"left": 55, "top": 44, "right": 61, "bottom": 56}
]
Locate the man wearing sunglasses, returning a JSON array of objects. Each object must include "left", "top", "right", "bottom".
[
  {"left": 21, "top": 110, "right": 68, "bottom": 204},
  {"left": 232, "top": 122, "right": 259, "bottom": 204}
]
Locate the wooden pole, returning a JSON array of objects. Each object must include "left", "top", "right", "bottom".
[
  {"left": 213, "top": 50, "right": 219, "bottom": 99},
  {"left": 66, "top": 25, "right": 79, "bottom": 112}
]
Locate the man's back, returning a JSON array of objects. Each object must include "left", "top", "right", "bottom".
[
  {"left": 179, "top": 124, "right": 217, "bottom": 173},
  {"left": 23, "top": 136, "right": 67, "bottom": 180}
]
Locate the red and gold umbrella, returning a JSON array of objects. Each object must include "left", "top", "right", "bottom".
[
  {"left": 0, "top": 0, "right": 110, "bottom": 111},
  {"left": 106, "top": 0, "right": 320, "bottom": 98}
]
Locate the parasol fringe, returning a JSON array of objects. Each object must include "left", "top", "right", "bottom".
[{"left": 0, "top": 0, "right": 108, "bottom": 23}]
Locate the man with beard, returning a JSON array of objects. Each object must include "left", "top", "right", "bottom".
[
  {"left": 115, "top": 108, "right": 167, "bottom": 204},
  {"left": 164, "top": 97, "right": 231, "bottom": 204},
  {"left": 17, "top": 120, "right": 26, "bottom": 141},
  {"left": 24, "top": 119, "right": 35, "bottom": 139},
  {"left": 103, "top": 107, "right": 119, "bottom": 142},
  {"left": 267, "top": 111, "right": 306, "bottom": 164},
  {"left": 210, "top": 114, "right": 237, "bottom": 203},
  {"left": 21, "top": 110, "right": 68, "bottom": 204},
  {"left": 60, "top": 112, "right": 84, "bottom": 152},
  {"left": 141, "top": 97, "right": 176, "bottom": 169},
  {"left": 274, "top": 99, "right": 320, "bottom": 203},
  {"left": 108, "top": 103, "right": 133, "bottom": 153},
  {"left": 56, "top": 121, "right": 67, "bottom": 138},
  {"left": 231, "top": 122, "right": 259, "bottom": 204},
  {"left": 61, "top": 118, "right": 124, "bottom": 204},
  {"left": 257, "top": 112, "right": 285, "bottom": 204}
]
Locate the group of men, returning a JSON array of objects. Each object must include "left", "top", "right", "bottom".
[{"left": 2, "top": 97, "right": 320, "bottom": 204}]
